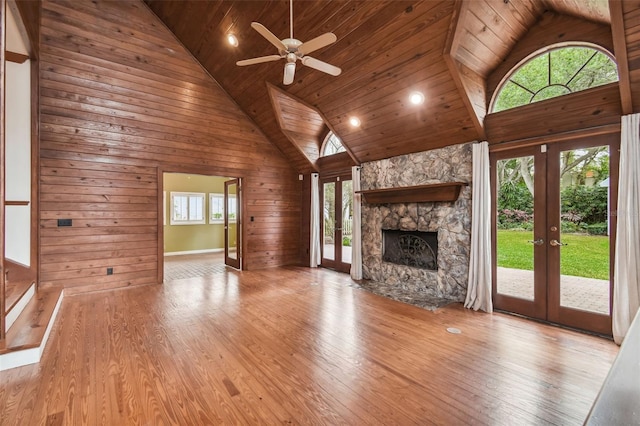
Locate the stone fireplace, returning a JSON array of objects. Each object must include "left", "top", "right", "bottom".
[{"left": 359, "top": 142, "right": 472, "bottom": 308}]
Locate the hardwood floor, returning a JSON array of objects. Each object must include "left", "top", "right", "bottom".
[{"left": 0, "top": 266, "right": 618, "bottom": 425}]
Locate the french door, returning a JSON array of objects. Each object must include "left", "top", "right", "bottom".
[
  {"left": 491, "top": 134, "right": 618, "bottom": 335},
  {"left": 224, "top": 179, "right": 241, "bottom": 269},
  {"left": 320, "top": 175, "right": 353, "bottom": 273}
]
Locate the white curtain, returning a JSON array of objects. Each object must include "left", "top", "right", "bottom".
[
  {"left": 613, "top": 114, "right": 640, "bottom": 344},
  {"left": 310, "top": 173, "right": 322, "bottom": 267},
  {"left": 351, "top": 166, "right": 363, "bottom": 279},
  {"left": 465, "top": 141, "right": 493, "bottom": 312}
]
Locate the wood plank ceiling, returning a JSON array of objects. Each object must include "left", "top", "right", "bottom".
[{"left": 145, "top": 0, "right": 618, "bottom": 172}]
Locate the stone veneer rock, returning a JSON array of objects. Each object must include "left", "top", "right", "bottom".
[{"left": 360, "top": 142, "right": 472, "bottom": 304}]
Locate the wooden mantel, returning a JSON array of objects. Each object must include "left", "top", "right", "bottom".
[{"left": 357, "top": 182, "right": 468, "bottom": 204}]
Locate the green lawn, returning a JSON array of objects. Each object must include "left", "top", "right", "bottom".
[{"left": 497, "top": 230, "right": 609, "bottom": 280}]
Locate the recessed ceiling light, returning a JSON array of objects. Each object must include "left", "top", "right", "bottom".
[
  {"left": 409, "top": 91, "right": 425, "bottom": 105},
  {"left": 227, "top": 34, "right": 239, "bottom": 47},
  {"left": 349, "top": 116, "right": 361, "bottom": 127}
]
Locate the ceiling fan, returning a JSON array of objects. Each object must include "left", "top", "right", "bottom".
[{"left": 236, "top": 0, "right": 342, "bottom": 85}]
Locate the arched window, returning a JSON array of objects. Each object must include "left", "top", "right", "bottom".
[
  {"left": 321, "top": 132, "right": 346, "bottom": 156},
  {"left": 491, "top": 44, "right": 618, "bottom": 113}
]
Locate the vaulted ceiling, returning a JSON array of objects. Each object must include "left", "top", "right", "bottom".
[{"left": 145, "top": 0, "right": 634, "bottom": 173}]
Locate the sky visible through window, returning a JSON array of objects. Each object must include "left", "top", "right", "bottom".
[
  {"left": 322, "top": 132, "right": 346, "bottom": 156},
  {"left": 493, "top": 45, "right": 618, "bottom": 113}
]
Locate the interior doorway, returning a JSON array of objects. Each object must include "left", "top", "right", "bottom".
[
  {"left": 161, "top": 173, "right": 241, "bottom": 282},
  {"left": 320, "top": 174, "right": 353, "bottom": 273},
  {"left": 491, "top": 134, "right": 618, "bottom": 335}
]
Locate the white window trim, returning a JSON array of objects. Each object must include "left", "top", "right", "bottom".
[{"left": 170, "top": 192, "right": 206, "bottom": 225}]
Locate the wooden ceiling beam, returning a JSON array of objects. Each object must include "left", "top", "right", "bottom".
[
  {"left": 267, "top": 83, "right": 320, "bottom": 172},
  {"left": 443, "top": 0, "right": 486, "bottom": 141},
  {"left": 609, "top": 0, "right": 634, "bottom": 115},
  {"left": 267, "top": 83, "right": 360, "bottom": 170},
  {"left": 11, "top": 0, "right": 39, "bottom": 60},
  {"left": 5, "top": 50, "right": 29, "bottom": 63}
]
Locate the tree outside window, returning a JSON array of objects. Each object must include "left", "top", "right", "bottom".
[{"left": 492, "top": 45, "right": 618, "bottom": 113}]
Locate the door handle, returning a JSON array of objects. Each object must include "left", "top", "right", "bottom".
[
  {"left": 549, "top": 239, "right": 566, "bottom": 247},
  {"left": 527, "top": 239, "right": 544, "bottom": 245},
  {"left": 335, "top": 228, "right": 342, "bottom": 231}
]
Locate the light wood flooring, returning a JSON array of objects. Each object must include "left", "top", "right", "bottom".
[{"left": 0, "top": 266, "right": 618, "bottom": 425}]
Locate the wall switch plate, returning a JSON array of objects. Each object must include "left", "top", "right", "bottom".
[
  {"left": 106, "top": 267, "right": 113, "bottom": 275},
  {"left": 57, "top": 219, "right": 72, "bottom": 227}
]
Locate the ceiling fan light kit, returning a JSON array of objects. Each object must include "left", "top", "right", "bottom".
[{"left": 236, "top": 0, "right": 342, "bottom": 85}]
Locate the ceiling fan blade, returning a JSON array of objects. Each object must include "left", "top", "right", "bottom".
[
  {"left": 301, "top": 56, "right": 342, "bottom": 76},
  {"left": 298, "top": 32, "right": 337, "bottom": 56},
  {"left": 251, "top": 22, "right": 287, "bottom": 52},
  {"left": 283, "top": 62, "right": 296, "bottom": 85},
  {"left": 236, "top": 55, "right": 282, "bottom": 66}
]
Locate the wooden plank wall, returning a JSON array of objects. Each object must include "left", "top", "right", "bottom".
[
  {"left": 485, "top": 84, "right": 621, "bottom": 144},
  {"left": 622, "top": 0, "right": 640, "bottom": 112},
  {"left": 38, "top": 0, "right": 301, "bottom": 292}
]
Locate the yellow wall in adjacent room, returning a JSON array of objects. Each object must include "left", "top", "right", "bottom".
[{"left": 163, "top": 173, "right": 231, "bottom": 254}]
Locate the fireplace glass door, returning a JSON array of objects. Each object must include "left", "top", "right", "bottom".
[
  {"left": 321, "top": 175, "right": 352, "bottom": 273},
  {"left": 491, "top": 135, "right": 617, "bottom": 335}
]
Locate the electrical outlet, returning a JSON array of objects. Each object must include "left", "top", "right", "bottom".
[
  {"left": 106, "top": 267, "right": 113, "bottom": 275},
  {"left": 57, "top": 219, "right": 72, "bottom": 227}
]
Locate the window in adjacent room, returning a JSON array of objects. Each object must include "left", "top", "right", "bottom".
[
  {"left": 209, "top": 193, "right": 224, "bottom": 223},
  {"left": 209, "top": 193, "right": 237, "bottom": 223},
  {"left": 170, "top": 192, "right": 205, "bottom": 225}
]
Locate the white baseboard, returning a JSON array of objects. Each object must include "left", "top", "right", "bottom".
[
  {"left": 5, "top": 283, "right": 36, "bottom": 332},
  {"left": 0, "top": 290, "right": 64, "bottom": 371},
  {"left": 164, "top": 248, "right": 224, "bottom": 256}
]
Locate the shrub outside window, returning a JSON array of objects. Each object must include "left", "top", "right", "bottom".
[{"left": 209, "top": 193, "right": 237, "bottom": 224}]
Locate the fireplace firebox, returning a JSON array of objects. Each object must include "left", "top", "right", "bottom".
[{"left": 382, "top": 230, "right": 438, "bottom": 270}]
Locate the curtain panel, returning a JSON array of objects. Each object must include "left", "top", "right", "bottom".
[
  {"left": 464, "top": 141, "right": 493, "bottom": 312},
  {"left": 351, "top": 166, "right": 363, "bottom": 280},
  {"left": 310, "top": 173, "right": 321, "bottom": 268},
  {"left": 613, "top": 114, "right": 640, "bottom": 344}
]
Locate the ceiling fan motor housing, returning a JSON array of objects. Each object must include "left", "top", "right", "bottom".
[{"left": 281, "top": 38, "right": 303, "bottom": 57}]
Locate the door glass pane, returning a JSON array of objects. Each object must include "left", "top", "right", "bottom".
[
  {"left": 496, "top": 156, "right": 535, "bottom": 301},
  {"left": 558, "top": 146, "right": 610, "bottom": 314},
  {"left": 341, "top": 180, "right": 353, "bottom": 264},
  {"left": 323, "top": 182, "right": 336, "bottom": 261},
  {"left": 227, "top": 183, "right": 237, "bottom": 260}
]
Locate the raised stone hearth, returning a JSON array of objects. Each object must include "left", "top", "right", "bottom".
[{"left": 360, "top": 143, "right": 472, "bottom": 309}]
